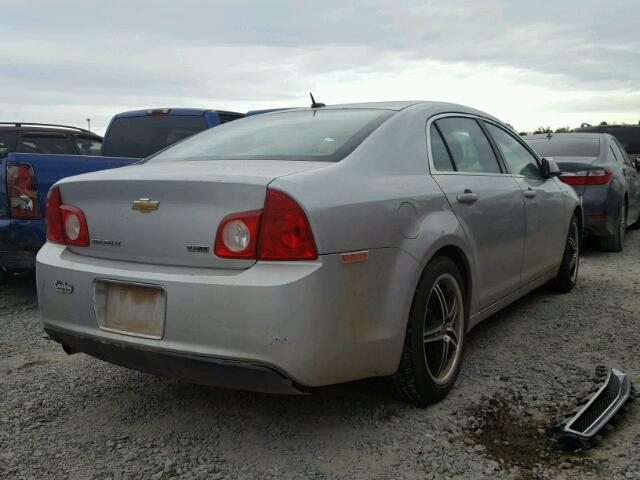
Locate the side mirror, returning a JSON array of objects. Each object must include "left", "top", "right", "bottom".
[
  {"left": 0, "top": 148, "right": 11, "bottom": 158},
  {"left": 541, "top": 157, "right": 562, "bottom": 178}
]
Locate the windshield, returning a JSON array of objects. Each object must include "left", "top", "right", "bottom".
[
  {"left": 102, "top": 115, "right": 208, "bottom": 158},
  {"left": 525, "top": 137, "right": 600, "bottom": 157},
  {"left": 148, "top": 109, "right": 395, "bottom": 163}
]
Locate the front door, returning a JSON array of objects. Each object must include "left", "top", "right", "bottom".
[
  {"left": 483, "top": 122, "right": 567, "bottom": 284},
  {"left": 429, "top": 117, "right": 525, "bottom": 309}
]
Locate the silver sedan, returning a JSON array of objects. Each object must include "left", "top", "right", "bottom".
[{"left": 37, "top": 102, "right": 582, "bottom": 405}]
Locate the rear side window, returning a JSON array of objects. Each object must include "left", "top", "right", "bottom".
[
  {"left": 429, "top": 125, "right": 455, "bottom": 171},
  {"left": 435, "top": 117, "right": 501, "bottom": 174},
  {"left": 102, "top": 115, "right": 208, "bottom": 158},
  {"left": 149, "top": 109, "right": 395, "bottom": 163},
  {"left": 485, "top": 123, "right": 541, "bottom": 178},
  {"left": 74, "top": 135, "right": 102, "bottom": 155},
  {"left": 525, "top": 137, "right": 600, "bottom": 157},
  {"left": 18, "top": 133, "right": 73, "bottom": 154},
  {"left": 0, "top": 131, "right": 18, "bottom": 150},
  {"left": 609, "top": 146, "right": 620, "bottom": 162}
]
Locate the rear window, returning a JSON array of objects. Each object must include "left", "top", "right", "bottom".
[
  {"left": 102, "top": 115, "right": 208, "bottom": 158},
  {"left": 148, "top": 109, "right": 395, "bottom": 163},
  {"left": 525, "top": 137, "right": 600, "bottom": 157}
]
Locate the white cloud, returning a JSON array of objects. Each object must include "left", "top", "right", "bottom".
[{"left": 1, "top": 0, "right": 639, "bottom": 133}]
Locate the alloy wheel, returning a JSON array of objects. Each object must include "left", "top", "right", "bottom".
[
  {"left": 568, "top": 220, "right": 580, "bottom": 283},
  {"left": 422, "top": 273, "right": 464, "bottom": 385}
]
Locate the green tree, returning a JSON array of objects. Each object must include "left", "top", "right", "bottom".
[
  {"left": 555, "top": 126, "right": 572, "bottom": 133},
  {"left": 533, "top": 126, "right": 553, "bottom": 135}
]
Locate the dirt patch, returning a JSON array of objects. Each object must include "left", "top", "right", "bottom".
[{"left": 463, "top": 392, "right": 601, "bottom": 479}]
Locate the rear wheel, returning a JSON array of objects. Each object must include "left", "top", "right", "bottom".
[
  {"left": 598, "top": 201, "right": 626, "bottom": 252},
  {"left": 391, "top": 256, "right": 467, "bottom": 406},
  {"left": 549, "top": 215, "right": 580, "bottom": 293}
]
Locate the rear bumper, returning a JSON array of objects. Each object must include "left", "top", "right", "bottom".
[
  {"left": 36, "top": 243, "right": 415, "bottom": 388},
  {"left": 579, "top": 188, "right": 620, "bottom": 237},
  {"left": 45, "top": 325, "right": 304, "bottom": 394},
  {"left": 0, "top": 229, "right": 38, "bottom": 271}
]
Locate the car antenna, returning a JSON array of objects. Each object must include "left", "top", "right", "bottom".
[{"left": 310, "top": 92, "right": 325, "bottom": 109}]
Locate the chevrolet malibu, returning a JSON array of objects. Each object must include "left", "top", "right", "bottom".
[{"left": 37, "top": 102, "right": 582, "bottom": 405}]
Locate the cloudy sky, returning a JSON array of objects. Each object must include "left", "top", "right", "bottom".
[{"left": 1, "top": 0, "right": 639, "bottom": 134}]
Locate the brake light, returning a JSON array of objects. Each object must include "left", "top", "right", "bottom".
[
  {"left": 46, "top": 186, "right": 90, "bottom": 246},
  {"left": 213, "top": 189, "right": 318, "bottom": 261},
  {"left": 214, "top": 210, "right": 262, "bottom": 258},
  {"left": 559, "top": 169, "right": 613, "bottom": 186},
  {"left": 46, "top": 186, "right": 64, "bottom": 244},
  {"left": 147, "top": 108, "right": 170, "bottom": 115},
  {"left": 7, "top": 163, "right": 40, "bottom": 219},
  {"left": 258, "top": 189, "right": 318, "bottom": 260}
]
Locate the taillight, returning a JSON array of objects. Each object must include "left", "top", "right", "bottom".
[
  {"left": 560, "top": 169, "right": 613, "bottom": 186},
  {"left": 214, "top": 210, "right": 262, "bottom": 258},
  {"left": 7, "top": 163, "right": 40, "bottom": 219},
  {"left": 213, "top": 188, "right": 318, "bottom": 261},
  {"left": 45, "top": 186, "right": 90, "bottom": 246},
  {"left": 258, "top": 189, "right": 318, "bottom": 261}
]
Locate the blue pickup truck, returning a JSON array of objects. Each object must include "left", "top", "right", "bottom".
[{"left": 0, "top": 107, "right": 245, "bottom": 279}]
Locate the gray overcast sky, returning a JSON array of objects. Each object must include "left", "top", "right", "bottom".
[{"left": 1, "top": 0, "right": 639, "bottom": 133}]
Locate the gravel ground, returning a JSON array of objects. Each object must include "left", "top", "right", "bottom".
[{"left": 1, "top": 231, "right": 639, "bottom": 480}]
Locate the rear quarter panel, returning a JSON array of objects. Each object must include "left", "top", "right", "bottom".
[{"left": 270, "top": 105, "right": 479, "bottom": 336}]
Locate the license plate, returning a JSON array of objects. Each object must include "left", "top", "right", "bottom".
[{"left": 95, "top": 281, "right": 166, "bottom": 339}]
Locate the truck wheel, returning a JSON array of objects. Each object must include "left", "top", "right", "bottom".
[
  {"left": 549, "top": 215, "right": 580, "bottom": 293},
  {"left": 598, "top": 201, "right": 626, "bottom": 252},
  {"left": 390, "top": 256, "right": 467, "bottom": 406}
]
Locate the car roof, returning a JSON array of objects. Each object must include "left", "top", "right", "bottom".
[
  {"left": 522, "top": 132, "right": 612, "bottom": 141},
  {"left": 114, "top": 108, "right": 243, "bottom": 118},
  {"left": 266, "top": 100, "right": 503, "bottom": 121},
  {"left": 0, "top": 123, "right": 100, "bottom": 137}
]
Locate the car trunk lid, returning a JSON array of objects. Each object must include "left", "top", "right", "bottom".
[{"left": 59, "top": 160, "right": 327, "bottom": 269}]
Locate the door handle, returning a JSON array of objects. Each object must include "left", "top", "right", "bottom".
[
  {"left": 457, "top": 190, "right": 478, "bottom": 204},
  {"left": 524, "top": 188, "right": 537, "bottom": 199}
]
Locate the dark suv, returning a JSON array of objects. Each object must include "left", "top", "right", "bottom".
[
  {"left": 575, "top": 122, "right": 640, "bottom": 159},
  {"left": 0, "top": 123, "right": 102, "bottom": 156}
]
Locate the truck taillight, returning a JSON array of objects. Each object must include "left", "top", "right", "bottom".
[
  {"left": 7, "top": 163, "right": 40, "bottom": 219},
  {"left": 213, "top": 188, "right": 318, "bottom": 261},
  {"left": 46, "top": 186, "right": 90, "bottom": 247}
]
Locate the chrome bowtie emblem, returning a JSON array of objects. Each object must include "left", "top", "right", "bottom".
[{"left": 132, "top": 198, "right": 159, "bottom": 212}]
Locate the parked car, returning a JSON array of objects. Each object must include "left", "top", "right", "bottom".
[
  {"left": 37, "top": 102, "right": 582, "bottom": 405},
  {"left": 0, "top": 108, "right": 244, "bottom": 280},
  {"left": 525, "top": 133, "right": 640, "bottom": 251}
]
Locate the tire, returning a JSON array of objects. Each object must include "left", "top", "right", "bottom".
[
  {"left": 549, "top": 215, "right": 581, "bottom": 293},
  {"left": 390, "top": 256, "right": 467, "bottom": 406},
  {"left": 598, "top": 201, "right": 626, "bottom": 252}
]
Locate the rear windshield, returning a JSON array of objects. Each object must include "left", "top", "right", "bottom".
[
  {"left": 102, "top": 115, "right": 208, "bottom": 158},
  {"left": 148, "top": 109, "right": 395, "bottom": 163},
  {"left": 525, "top": 137, "right": 600, "bottom": 158}
]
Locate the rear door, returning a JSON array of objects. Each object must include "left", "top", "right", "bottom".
[
  {"left": 429, "top": 116, "right": 525, "bottom": 309},
  {"left": 611, "top": 138, "right": 640, "bottom": 224},
  {"left": 483, "top": 122, "right": 566, "bottom": 284}
]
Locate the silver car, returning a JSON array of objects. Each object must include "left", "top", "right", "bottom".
[{"left": 37, "top": 102, "right": 582, "bottom": 405}]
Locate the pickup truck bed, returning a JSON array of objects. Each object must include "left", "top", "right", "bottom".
[{"left": 1, "top": 153, "right": 137, "bottom": 272}]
